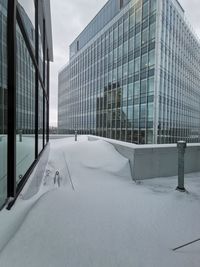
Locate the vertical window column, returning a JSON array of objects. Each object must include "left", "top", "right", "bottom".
[
  {"left": 7, "top": 0, "right": 17, "bottom": 198},
  {"left": 0, "top": 0, "right": 8, "bottom": 207}
]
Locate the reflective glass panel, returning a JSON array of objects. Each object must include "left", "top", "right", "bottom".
[
  {"left": 18, "top": 0, "right": 35, "bottom": 51},
  {"left": 16, "top": 24, "right": 35, "bottom": 183},
  {"left": 0, "top": 0, "right": 7, "bottom": 206},
  {"left": 18, "top": 0, "right": 35, "bottom": 29},
  {"left": 38, "top": 84, "right": 43, "bottom": 154}
]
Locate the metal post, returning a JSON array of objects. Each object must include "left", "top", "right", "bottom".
[
  {"left": 47, "top": 50, "right": 50, "bottom": 143},
  {"left": 35, "top": 0, "right": 39, "bottom": 158},
  {"left": 42, "top": 19, "right": 45, "bottom": 149},
  {"left": 176, "top": 141, "right": 186, "bottom": 192},
  {"left": 7, "top": 0, "right": 17, "bottom": 198},
  {"left": 75, "top": 130, "right": 77, "bottom": 141},
  {"left": 19, "top": 130, "right": 22, "bottom": 142}
]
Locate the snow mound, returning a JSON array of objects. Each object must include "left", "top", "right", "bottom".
[
  {"left": 1, "top": 138, "right": 200, "bottom": 267},
  {"left": 63, "top": 140, "right": 132, "bottom": 179}
]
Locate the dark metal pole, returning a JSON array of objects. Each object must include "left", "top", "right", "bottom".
[
  {"left": 42, "top": 19, "right": 46, "bottom": 148},
  {"left": 43, "top": 20, "right": 46, "bottom": 85},
  {"left": 35, "top": 0, "right": 39, "bottom": 158},
  {"left": 176, "top": 141, "right": 186, "bottom": 192},
  {"left": 75, "top": 130, "right": 78, "bottom": 141},
  {"left": 47, "top": 49, "right": 50, "bottom": 142},
  {"left": 7, "top": 0, "right": 17, "bottom": 197},
  {"left": 19, "top": 129, "right": 22, "bottom": 142}
]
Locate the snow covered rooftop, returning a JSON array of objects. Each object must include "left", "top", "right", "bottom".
[{"left": 0, "top": 136, "right": 200, "bottom": 266}]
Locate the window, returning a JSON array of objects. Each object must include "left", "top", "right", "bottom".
[
  {"left": 149, "top": 50, "right": 155, "bottom": 66},
  {"left": 150, "top": 0, "right": 157, "bottom": 13},
  {"left": 134, "top": 105, "right": 139, "bottom": 120},
  {"left": 136, "top": 8, "right": 142, "bottom": 24},
  {"left": 148, "top": 103, "right": 154, "bottom": 120},
  {"left": 124, "top": 18, "right": 129, "bottom": 33},
  {"left": 140, "top": 104, "right": 146, "bottom": 119},
  {"left": 118, "top": 65, "right": 122, "bottom": 79},
  {"left": 128, "top": 60, "right": 134, "bottom": 75},
  {"left": 16, "top": 25, "right": 36, "bottom": 182},
  {"left": 114, "top": 27, "right": 118, "bottom": 41},
  {"left": 135, "top": 57, "right": 140, "bottom": 72},
  {"left": 114, "top": 48, "right": 117, "bottom": 62},
  {"left": 142, "top": 2, "right": 149, "bottom": 19},
  {"left": 134, "top": 81, "right": 140, "bottom": 96},
  {"left": 141, "top": 79, "right": 147, "bottom": 94},
  {"left": 142, "top": 28, "right": 148, "bottom": 44},
  {"left": 122, "top": 85, "right": 127, "bottom": 100},
  {"left": 123, "top": 63, "right": 128, "bottom": 77},
  {"left": 118, "top": 44, "right": 123, "bottom": 58},
  {"left": 113, "top": 68, "right": 117, "bottom": 81},
  {"left": 129, "top": 37, "right": 134, "bottom": 51},
  {"left": 130, "top": 13, "right": 135, "bottom": 27},
  {"left": 123, "top": 40, "right": 128, "bottom": 55},
  {"left": 141, "top": 53, "right": 148, "bottom": 69},
  {"left": 119, "top": 22, "right": 123, "bottom": 37},
  {"left": 150, "top": 22, "right": 156, "bottom": 40},
  {"left": 128, "top": 83, "right": 134, "bottom": 100},
  {"left": 135, "top": 32, "right": 141, "bottom": 48},
  {"left": 148, "top": 77, "right": 154, "bottom": 93},
  {"left": 128, "top": 106, "right": 133, "bottom": 121}
]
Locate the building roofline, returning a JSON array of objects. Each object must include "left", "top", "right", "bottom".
[
  {"left": 69, "top": 0, "right": 132, "bottom": 56},
  {"left": 174, "top": 0, "right": 184, "bottom": 13},
  {"left": 58, "top": 62, "right": 70, "bottom": 74},
  {"left": 69, "top": 0, "right": 111, "bottom": 49}
]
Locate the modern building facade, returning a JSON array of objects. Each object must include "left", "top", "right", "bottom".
[
  {"left": 58, "top": 0, "right": 200, "bottom": 145},
  {"left": 0, "top": 0, "right": 53, "bottom": 209}
]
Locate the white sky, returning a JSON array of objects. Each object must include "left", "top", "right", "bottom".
[{"left": 49, "top": 0, "right": 200, "bottom": 127}]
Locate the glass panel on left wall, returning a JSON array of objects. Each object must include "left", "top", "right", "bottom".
[
  {"left": 17, "top": 0, "right": 35, "bottom": 52},
  {"left": 16, "top": 24, "right": 35, "bottom": 184},
  {"left": 0, "top": 0, "right": 8, "bottom": 207}
]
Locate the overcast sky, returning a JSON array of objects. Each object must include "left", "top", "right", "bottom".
[{"left": 49, "top": 0, "right": 200, "bottom": 127}]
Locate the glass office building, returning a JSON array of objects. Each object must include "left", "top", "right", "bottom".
[
  {"left": 58, "top": 0, "right": 200, "bottom": 145},
  {"left": 0, "top": 0, "right": 53, "bottom": 209}
]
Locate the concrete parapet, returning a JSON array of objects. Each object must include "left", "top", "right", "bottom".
[{"left": 88, "top": 135, "right": 200, "bottom": 180}]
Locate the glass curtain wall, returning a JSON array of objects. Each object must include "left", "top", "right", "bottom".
[
  {"left": 0, "top": 0, "right": 7, "bottom": 207},
  {"left": 38, "top": 83, "right": 43, "bottom": 153},
  {"left": 16, "top": 23, "right": 35, "bottom": 183},
  {"left": 59, "top": 0, "right": 156, "bottom": 144},
  {"left": 15, "top": 0, "right": 49, "bottom": 185},
  {"left": 0, "top": 0, "right": 51, "bottom": 209},
  {"left": 16, "top": 1, "right": 36, "bottom": 184}
]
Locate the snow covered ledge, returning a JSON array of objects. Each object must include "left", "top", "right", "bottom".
[{"left": 87, "top": 135, "right": 200, "bottom": 181}]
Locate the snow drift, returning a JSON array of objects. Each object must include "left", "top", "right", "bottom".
[
  {"left": 62, "top": 139, "right": 132, "bottom": 180},
  {"left": 0, "top": 137, "right": 200, "bottom": 267}
]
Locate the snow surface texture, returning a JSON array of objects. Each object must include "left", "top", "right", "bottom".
[{"left": 0, "top": 136, "right": 200, "bottom": 267}]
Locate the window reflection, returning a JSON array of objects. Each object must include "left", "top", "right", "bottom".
[
  {"left": 0, "top": 0, "right": 7, "bottom": 206},
  {"left": 16, "top": 24, "right": 35, "bottom": 183},
  {"left": 18, "top": 0, "right": 35, "bottom": 52},
  {"left": 18, "top": 0, "right": 35, "bottom": 28}
]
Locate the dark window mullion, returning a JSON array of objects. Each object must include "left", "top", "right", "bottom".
[
  {"left": 35, "top": 0, "right": 39, "bottom": 157},
  {"left": 7, "top": 0, "right": 17, "bottom": 198},
  {"left": 47, "top": 49, "right": 50, "bottom": 142},
  {"left": 42, "top": 19, "right": 46, "bottom": 148}
]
